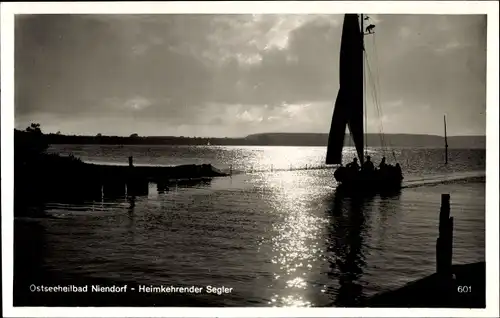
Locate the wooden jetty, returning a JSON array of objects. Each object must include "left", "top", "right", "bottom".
[
  {"left": 14, "top": 154, "right": 229, "bottom": 212},
  {"left": 97, "top": 156, "right": 226, "bottom": 184},
  {"left": 95, "top": 158, "right": 227, "bottom": 197},
  {"left": 365, "top": 194, "right": 485, "bottom": 308}
]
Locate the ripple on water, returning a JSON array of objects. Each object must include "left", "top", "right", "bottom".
[{"left": 17, "top": 147, "right": 485, "bottom": 306}]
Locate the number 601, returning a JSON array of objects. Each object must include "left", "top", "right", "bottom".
[{"left": 457, "top": 286, "right": 471, "bottom": 293}]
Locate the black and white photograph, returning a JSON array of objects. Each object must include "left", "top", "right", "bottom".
[{"left": 2, "top": 1, "right": 498, "bottom": 317}]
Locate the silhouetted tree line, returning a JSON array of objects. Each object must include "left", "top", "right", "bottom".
[
  {"left": 15, "top": 124, "right": 90, "bottom": 217},
  {"left": 14, "top": 128, "right": 485, "bottom": 148},
  {"left": 15, "top": 123, "right": 49, "bottom": 167},
  {"left": 14, "top": 130, "right": 338, "bottom": 146},
  {"left": 15, "top": 129, "right": 249, "bottom": 146}
]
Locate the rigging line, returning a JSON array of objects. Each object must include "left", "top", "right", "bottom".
[
  {"left": 364, "top": 60, "right": 378, "bottom": 131},
  {"left": 370, "top": 66, "right": 386, "bottom": 150},
  {"left": 364, "top": 54, "right": 386, "bottom": 153},
  {"left": 372, "top": 33, "right": 397, "bottom": 162},
  {"left": 372, "top": 73, "right": 388, "bottom": 155},
  {"left": 371, "top": 34, "right": 387, "bottom": 147},
  {"left": 371, "top": 75, "right": 387, "bottom": 155},
  {"left": 366, "top": 50, "right": 383, "bottom": 130},
  {"left": 363, "top": 21, "right": 388, "bottom": 157},
  {"left": 369, "top": 36, "right": 381, "bottom": 117},
  {"left": 366, "top": 65, "right": 386, "bottom": 157},
  {"left": 367, "top": 61, "right": 384, "bottom": 144},
  {"left": 367, "top": 35, "right": 397, "bottom": 162}
]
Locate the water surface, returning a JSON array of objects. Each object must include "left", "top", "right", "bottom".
[{"left": 15, "top": 146, "right": 485, "bottom": 306}]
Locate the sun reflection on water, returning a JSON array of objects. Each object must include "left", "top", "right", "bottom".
[
  {"left": 258, "top": 167, "right": 329, "bottom": 307},
  {"left": 269, "top": 294, "right": 312, "bottom": 307}
]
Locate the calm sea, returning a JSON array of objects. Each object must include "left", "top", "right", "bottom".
[{"left": 15, "top": 145, "right": 485, "bottom": 307}]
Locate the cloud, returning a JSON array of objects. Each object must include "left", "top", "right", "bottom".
[{"left": 14, "top": 14, "right": 486, "bottom": 136}]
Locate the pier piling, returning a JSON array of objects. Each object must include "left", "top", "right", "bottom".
[
  {"left": 365, "top": 193, "right": 484, "bottom": 308},
  {"left": 436, "top": 193, "right": 454, "bottom": 278},
  {"left": 125, "top": 155, "right": 149, "bottom": 196},
  {"left": 103, "top": 181, "right": 126, "bottom": 198}
]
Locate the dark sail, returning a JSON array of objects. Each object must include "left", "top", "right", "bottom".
[{"left": 326, "top": 14, "right": 364, "bottom": 164}]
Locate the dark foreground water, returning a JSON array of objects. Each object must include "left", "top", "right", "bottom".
[{"left": 14, "top": 146, "right": 485, "bottom": 307}]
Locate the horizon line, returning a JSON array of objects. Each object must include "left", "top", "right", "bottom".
[{"left": 14, "top": 129, "right": 486, "bottom": 139}]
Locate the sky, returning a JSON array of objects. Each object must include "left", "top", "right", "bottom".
[{"left": 14, "top": 14, "right": 487, "bottom": 137}]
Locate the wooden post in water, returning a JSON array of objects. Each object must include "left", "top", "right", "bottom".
[
  {"left": 444, "top": 115, "right": 449, "bottom": 165},
  {"left": 126, "top": 155, "right": 148, "bottom": 196},
  {"left": 436, "top": 194, "right": 454, "bottom": 278}
]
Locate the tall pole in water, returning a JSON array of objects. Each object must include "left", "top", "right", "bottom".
[{"left": 444, "top": 115, "right": 448, "bottom": 165}]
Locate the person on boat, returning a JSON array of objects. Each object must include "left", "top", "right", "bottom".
[
  {"left": 346, "top": 157, "right": 360, "bottom": 171},
  {"left": 379, "top": 156, "right": 387, "bottom": 170},
  {"left": 362, "top": 155, "right": 375, "bottom": 172},
  {"left": 366, "top": 24, "right": 376, "bottom": 34},
  {"left": 376, "top": 156, "right": 387, "bottom": 179}
]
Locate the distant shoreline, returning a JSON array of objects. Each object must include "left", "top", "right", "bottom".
[
  {"left": 16, "top": 130, "right": 486, "bottom": 149},
  {"left": 49, "top": 144, "right": 486, "bottom": 150}
]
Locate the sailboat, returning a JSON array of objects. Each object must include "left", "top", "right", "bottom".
[{"left": 326, "top": 14, "right": 403, "bottom": 191}]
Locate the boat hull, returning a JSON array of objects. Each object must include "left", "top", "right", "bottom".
[{"left": 334, "top": 166, "right": 403, "bottom": 193}]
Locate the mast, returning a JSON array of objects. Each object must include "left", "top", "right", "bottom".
[
  {"left": 361, "top": 14, "right": 367, "bottom": 161},
  {"left": 444, "top": 115, "right": 448, "bottom": 164},
  {"left": 325, "top": 14, "right": 365, "bottom": 165}
]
